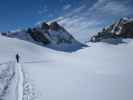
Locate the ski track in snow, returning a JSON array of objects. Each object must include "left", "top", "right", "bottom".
[{"left": 15, "top": 63, "right": 24, "bottom": 100}]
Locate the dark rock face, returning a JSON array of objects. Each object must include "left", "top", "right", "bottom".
[
  {"left": 27, "top": 28, "right": 50, "bottom": 45},
  {"left": 41, "top": 22, "right": 49, "bottom": 30},
  {"left": 49, "top": 22, "right": 62, "bottom": 31},
  {"left": 118, "top": 21, "right": 133, "bottom": 38},
  {"left": 90, "top": 32, "right": 118, "bottom": 42},
  {"left": 1, "top": 32, "right": 7, "bottom": 36},
  {"left": 90, "top": 18, "right": 133, "bottom": 42},
  {"left": 2, "top": 21, "right": 74, "bottom": 46}
]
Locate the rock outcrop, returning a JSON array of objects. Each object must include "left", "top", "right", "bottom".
[{"left": 90, "top": 17, "right": 133, "bottom": 42}]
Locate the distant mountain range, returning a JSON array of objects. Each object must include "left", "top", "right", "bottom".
[
  {"left": 1, "top": 21, "right": 85, "bottom": 52},
  {"left": 1, "top": 17, "right": 133, "bottom": 50}
]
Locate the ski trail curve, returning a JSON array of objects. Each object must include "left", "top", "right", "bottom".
[{"left": 15, "top": 63, "right": 24, "bottom": 100}]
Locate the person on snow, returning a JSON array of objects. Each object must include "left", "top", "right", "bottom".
[{"left": 16, "top": 53, "right": 20, "bottom": 63}]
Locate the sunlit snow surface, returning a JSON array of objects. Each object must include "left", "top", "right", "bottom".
[{"left": 0, "top": 35, "right": 133, "bottom": 100}]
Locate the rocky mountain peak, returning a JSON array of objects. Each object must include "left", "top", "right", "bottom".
[
  {"left": 49, "top": 21, "right": 62, "bottom": 31},
  {"left": 1, "top": 20, "right": 85, "bottom": 52},
  {"left": 41, "top": 22, "right": 49, "bottom": 30}
]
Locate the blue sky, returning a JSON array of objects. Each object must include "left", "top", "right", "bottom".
[
  {"left": 0, "top": 0, "right": 95, "bottom": 31},
  {"left": 0, "top": 0, "right": 133, "bottom": 41}
]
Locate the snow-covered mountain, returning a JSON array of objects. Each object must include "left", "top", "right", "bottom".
[
  {"left": 1, "top": 21, "right": 85, "bottom": 52},
  {"left": 0, "top": 35, "right": 133, "bottom": 100},
  {"left": 90, "top": 17, "right": 133, "bottom": 43}
]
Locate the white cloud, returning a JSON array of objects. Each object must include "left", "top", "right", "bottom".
[
  {"left": 99, "top": 1, "right": 129, "bottom": 15},
  {"left": 63, "top": 4, "right": 72, "bottom": 10},
  {"left": 89, "top": 0, "right": 131, "bottom": 16}
]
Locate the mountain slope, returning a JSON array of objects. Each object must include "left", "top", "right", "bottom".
[
  {"left": 0, "top": 35, "right": 133, "bottom": 100},
  {"left": 1, "top": 22, "right": 85, "bottom": 52}
]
